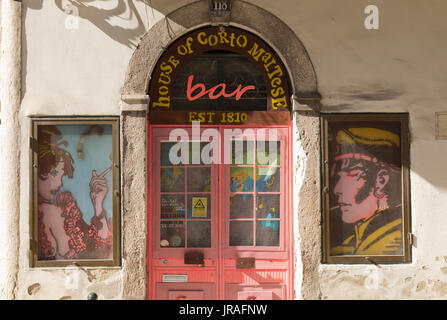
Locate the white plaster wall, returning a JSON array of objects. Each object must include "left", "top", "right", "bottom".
[{"left": 17, "top": 0, "right": 447, "bottom": 299}]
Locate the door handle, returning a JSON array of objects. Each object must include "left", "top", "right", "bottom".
[
  {"left": 246, "top": 295, "right": 257, "bottom": 300},
  {"left": 176, "top": 295, "right": 187, "bottom": 300}
]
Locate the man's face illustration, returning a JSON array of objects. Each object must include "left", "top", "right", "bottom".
[
  {"left": 38, "top": 160, "right": 65, "bottom": 202},
  {"left": 333, "top": 160, "right": 378, "bottom": 224}
]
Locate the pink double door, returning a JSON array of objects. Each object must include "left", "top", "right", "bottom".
[{"left": 148, "top": 125, "right": 293, "bottom": 300}]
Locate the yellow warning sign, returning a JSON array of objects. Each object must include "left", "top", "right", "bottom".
[{"left": 192, "top": 197, "right": 207, "bottom": 217}]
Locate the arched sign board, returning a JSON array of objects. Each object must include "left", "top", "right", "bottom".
[{"left": 149, "top": 26, "right": 291, "bottom": 125}]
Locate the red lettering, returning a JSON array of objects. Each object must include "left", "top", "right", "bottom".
[
  {"left": 187, "top": 75, "right": 207, "bottom": 101},
  {"left": 208, "top": 83, "right": 227, "bottom": 99},
  {"left": 186, "top": 75, "right": 255, "bottom": 101},
  {"left": 234, "top": 85, "right": 256, "bottom": 100}
]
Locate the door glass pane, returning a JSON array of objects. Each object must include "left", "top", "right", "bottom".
[
  {"left": 256, "top": 167, "right": 280, "bottom": 192},
  {"left": 161, "top": 168, "right": 185, "bottom": 192},
  {"left": 256, "top": 194, "right": 280, "bottom": 219},
  {"left": 188, "top": 221, "right": 211, "bottom": 248},
  {"left": 256, "top": 221, "right": 279, "bottom": 246},
  {"left": 161, "top": 142, "right": 182, "bottom": 166},
  {"left": 187, "top": 194, "right": 211, "bottom": 219},
  {"left": 232, "top": 140, "right": 255, "bottom": 165},
  {"left": 161, "top": 195, "right": 185, "bottom": 219},
  {"left": 230, "top": 167, "right": 254, "bottom": 192},
  {"left": 230, "top": 194, "right": 253, "bottom": 219},
  {"left": 160, "top": 221, "right": 185, "bottom": 248},
  {"left": 256, "top": 140, "right": 280, "bottom": 165},
  {"left": 187, "top": 167, "right": 211, "bottom": 192},
  {"left": 188, "top": 142, "right": 211, "bottom": 165},
  {"left": 230, "top": 221, "right": 253, "bottom": 246}
]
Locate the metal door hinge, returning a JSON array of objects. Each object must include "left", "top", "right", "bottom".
[
  {"left": 29, "top": 239, "right": 37, "bottom": 265},
  {"left": 407, "top": 233, "right": 415, "bottom": 246},
  {"left": 29, "top": 239, "right": 37, "bottom": 252},
  {"left": 30, "top": 137, "right": 38, "bottom": 152}
]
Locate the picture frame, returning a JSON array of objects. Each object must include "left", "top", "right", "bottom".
[
  {"left": 321, "top": 113, "right": 411, "bottom": 263},
  {"left": 30, "top": 117, "right": 121, "bottom": 267}
]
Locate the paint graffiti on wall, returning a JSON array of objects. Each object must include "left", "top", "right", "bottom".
[{"left": 328, "top": 126, "right": 403, "bottom": 256}]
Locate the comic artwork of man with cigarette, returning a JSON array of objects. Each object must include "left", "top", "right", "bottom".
[
  {"left": 37, "top": 125, "right": 113, "bottom": 260},
  {"left": 329, "top": 127, "right": 403, "bottom": 256}
]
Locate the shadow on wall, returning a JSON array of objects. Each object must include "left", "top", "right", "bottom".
[
  {"left": 53, "top": 0, "right": 149, "bottom": 48},
  {"left": 22, "top": 0, "right": 202, "bottom": 48},
  {"left": 24, "top": 0, "right": 197, "bottom": 48},
  {"left": 21, "top": 0, "right": 184, "bottom": 99},
  {"left": 22, "top": 0, "right": 45, "bottom": 101}
]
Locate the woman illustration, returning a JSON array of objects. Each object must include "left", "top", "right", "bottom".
[{"left": 38, "top": 125, "right": 112, "bottom": 260}]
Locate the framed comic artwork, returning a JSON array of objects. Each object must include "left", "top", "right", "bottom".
[
  {"left": 321, "top": 114, "right": 411, "bottom": 263},
  {"left": 30, "top": 118, "right": 120, "bottom": 267}
]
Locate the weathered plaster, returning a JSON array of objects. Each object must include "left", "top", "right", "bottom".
[
  {"left": 292, "top": 111, "right": 321, "bottom": 299},
  {"left": 121, "top": 111, "right": 147, "bottom": 299},
  {"left": 292, "top": 112, "right": 321, "bottom": 299},
  {"left": 0, "top": 0, "right": 21, "bottom": 300}
]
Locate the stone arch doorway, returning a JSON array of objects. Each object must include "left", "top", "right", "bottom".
[{"left": 120, "top": 1, "right": 320, "bottom": 300}]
